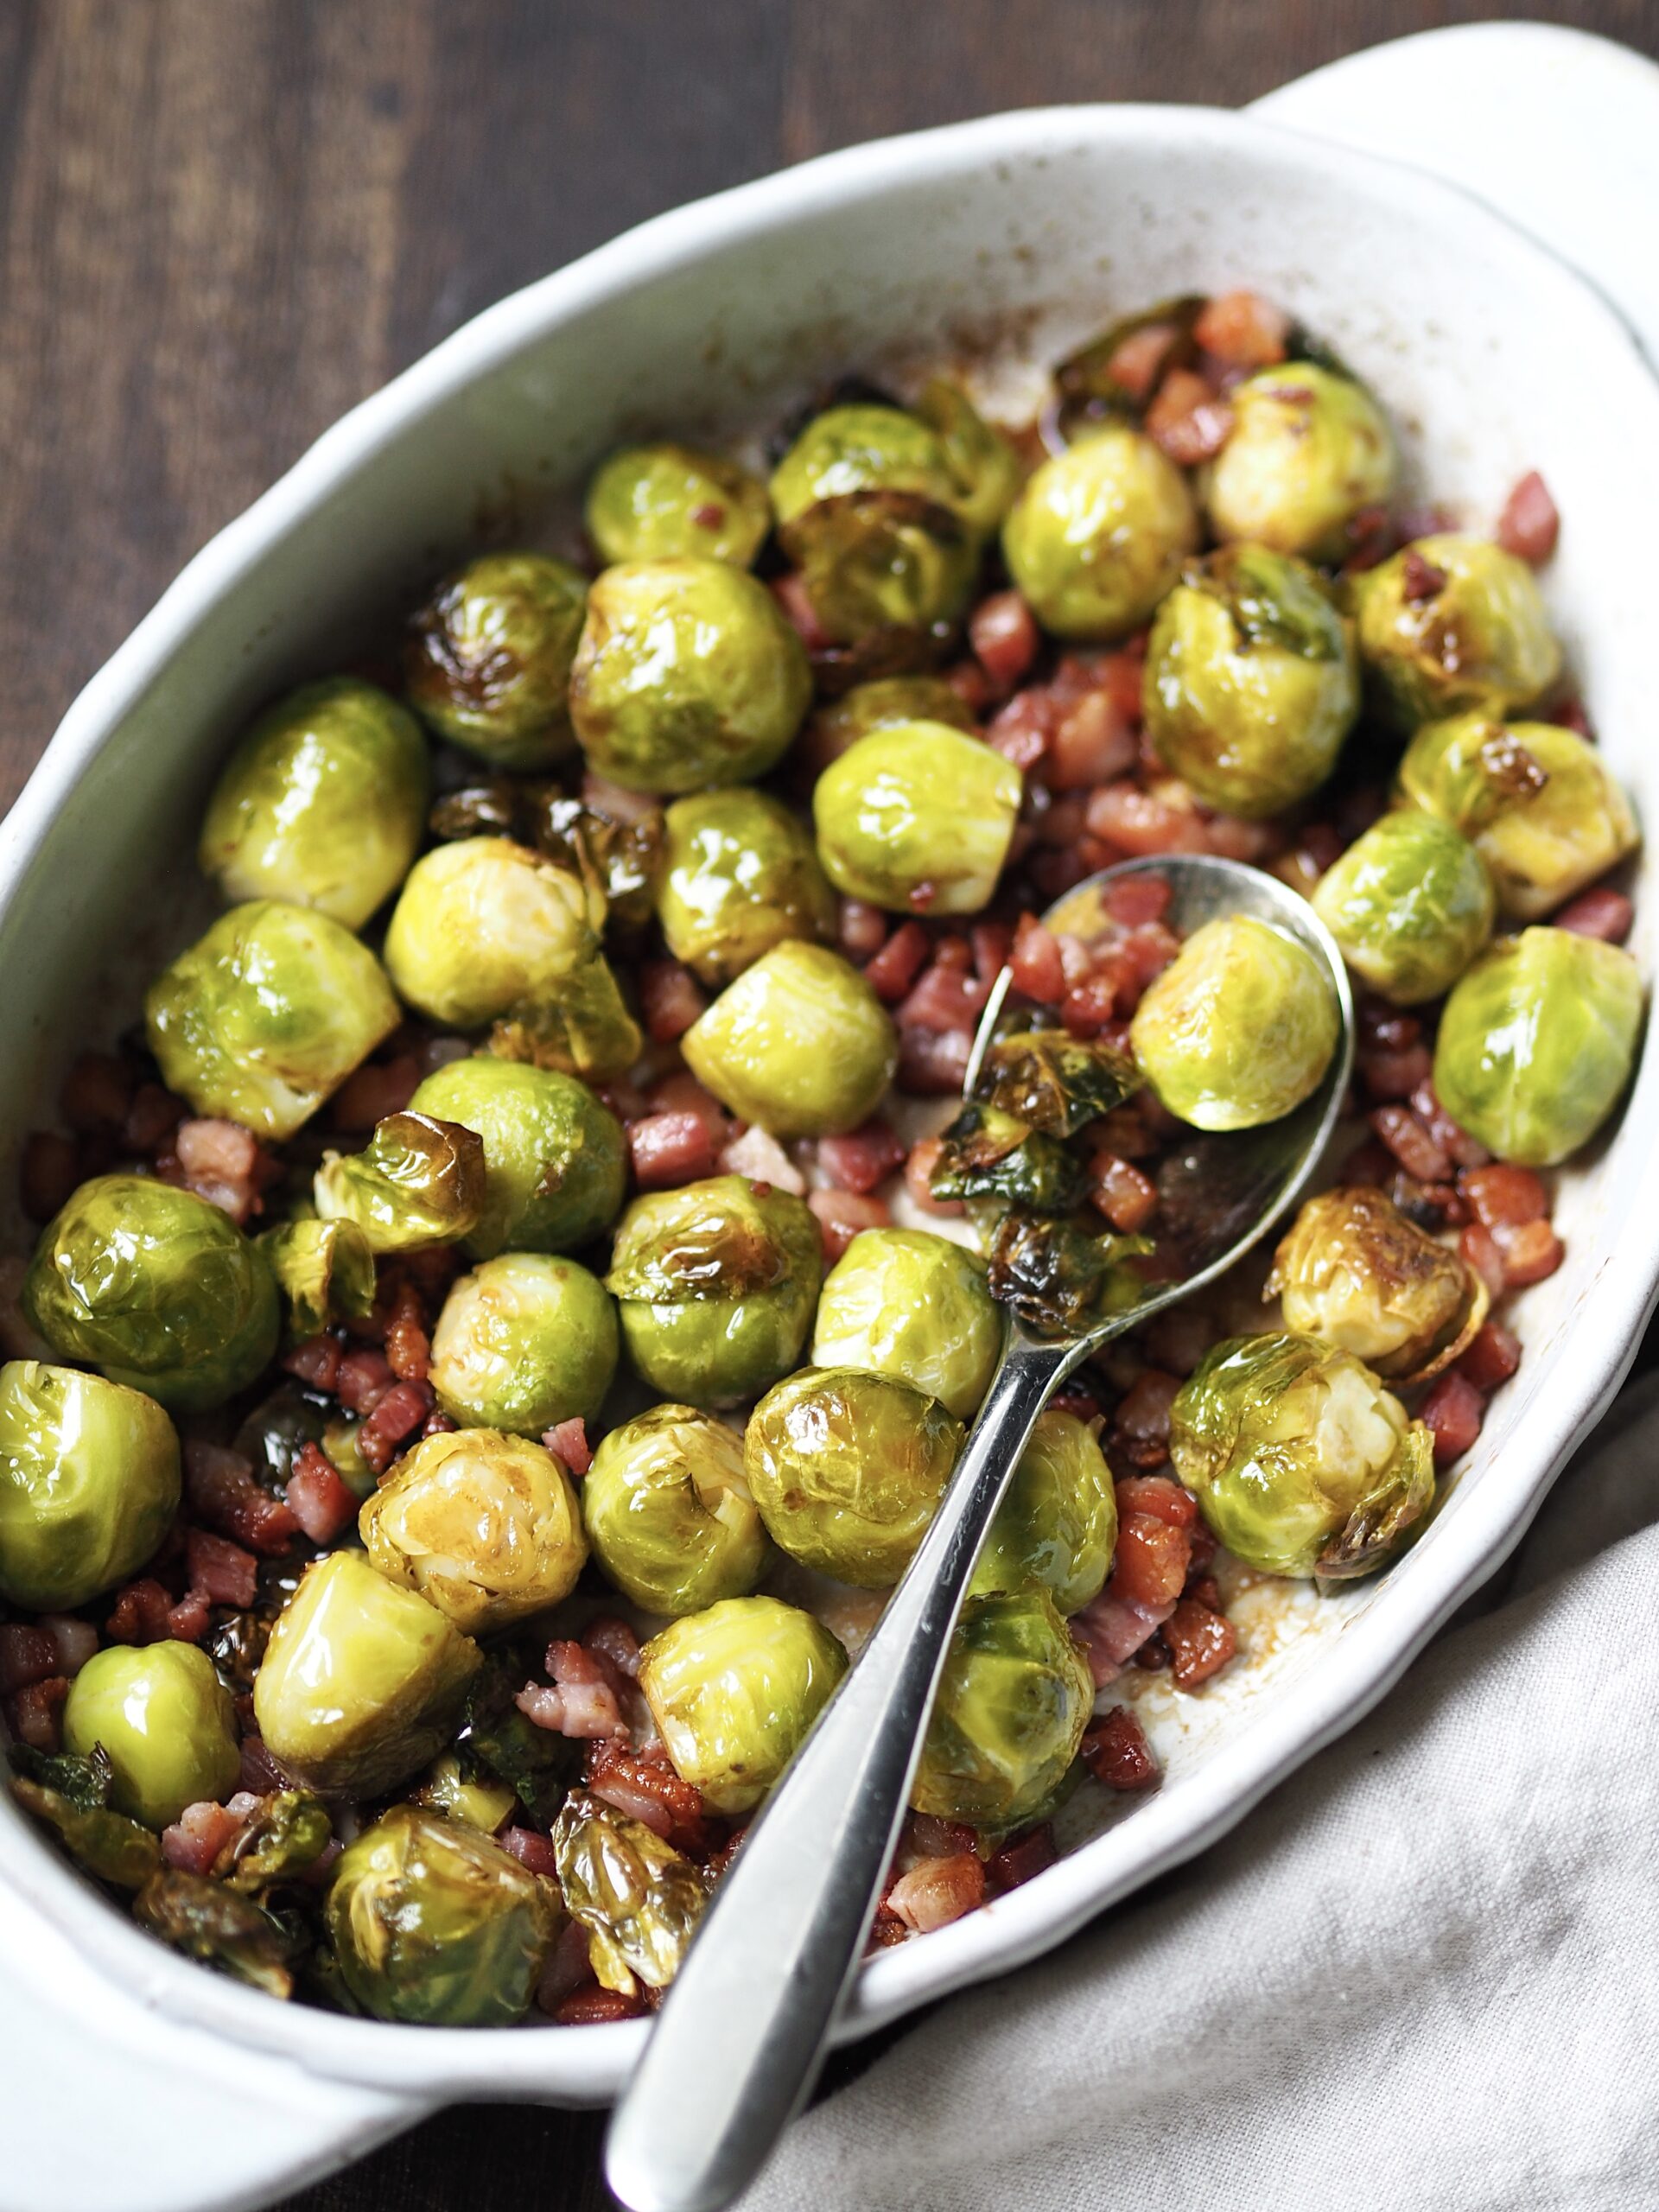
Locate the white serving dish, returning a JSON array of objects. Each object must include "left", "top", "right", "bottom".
[{"left": 3, "top": 23, "right": 1659, "bottom": 2210}]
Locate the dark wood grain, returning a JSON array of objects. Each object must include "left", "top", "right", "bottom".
[{"left": 3, "top": 3, "right": 1656, "bottom": 2206}]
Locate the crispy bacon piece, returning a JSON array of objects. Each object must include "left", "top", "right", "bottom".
[
  {"left": 969, "top": 590, "right": 1041, "bottom": 696},
  {"left": 808, "top": 1188, "right": 890, "bottom": 1262},
  {"left": 284, "top": 1444, "right": 359, "bottom": 1543},
  {"left": 501, "top": 1827, "right": 561, "bottom": 1878},
  {"left": 184, "top": 1528, "right": 258, "bottom": 1608},
  {"left": 583, "top": 1615, "right": 642, "bottom": 1681},
  {"left": 1081, "top": 1706, "right": 1159, "bottom": 1789},
  {"left": 1008, "top": 914, "right": 1066, "bottom": 1006},
  {"left": 837, "top": 899, "right": 889, "bottom": 960},
  {"left": 1495, "top": 470, "right": 1560, "bottom": 564},
  {"left": 543, "top": 1418, "right": 593, "bottom": 1476},
  {"left": 896, "top": 1027, "right": 972, "bottom": 1096},
  {"left": 356, "top": 1379, "right": 434, "bottom": 1477},
  {"left": 720, "top": 1125, "right": 805, "bottom": 1196},
  {"left": 817, "top": 1121, "right": 906, "bottom": 1195},
  {"left": 1146, "top": 370, "right": 1233, "bottom": 465},
  {"left": 518, "top": 1641, "right": 626, "bottom": 1741},
  {"left": 584, "top": 1738, "right": 714, "bottom": 1856},
  {"left": 1490, "top": 1218, "right": 1564, "bottom": 1288},
  {"left": 988, "top": 1823, "right": 1058, "bottom": 1891},
  {"left": 1459, "top": 1222, "right": 1508, "bottom": 1306},
  {"left": 629, "top": 1110, "right": 720, "bottom": 1192},
  {"left": 1458, "top": 1321, "right": 1522, "bottom": 1394},
  {"left": 554, "top": 1986, "right": 648, "bottom": 2026},
  {"left": 183, "top": 1440, "right": 299, "bottom": 1556},
  {"left": 6, "top": 1676, "right": 68, "bottom": 1751},
  {"left": 1370, "top": 1105, "right": 1452, "bottom": 1185},
  {"left": 1459, "top": 1163, "right": 1548, "bottom": 1227},
  {"left": 887, "top": 1852, "right": 986, "bottom": 1933},
  {"left": 639, "top": 960, "right": 708, "bottom": 1043},
  {"left": 1554, "top": 886, "right": 1632, "bottom": 943},
  {"left": 173, "top": 1117, "right": 263, "bottom": 1224},
  {"left": 862, "top": 921, "right": 931, "bottom": 1004},
  {"left": 1422, "top": 1370, "right": 1484, "bottom": 1467},
  {"left": 1193, "top": 289, "right": 1289, "bottom": 368},
  {"left": 105, "top": 1577, "right": 175, "bottom": 1645},
  {"left": 382, "top": 1281, "right": 432, "bottom": 1382},
  {"left": 0, "top": 1624, "right": 59, "bottom": 1693},
  {"left": 161, "top": 1799, "right": 247, "bottom": 1875},
  {"left": 1165, "top": 1598, "right": 1237, "bottom": 1689},
  {"left": 283, "top": 1334, "right": 343, "bottom": 1393}
]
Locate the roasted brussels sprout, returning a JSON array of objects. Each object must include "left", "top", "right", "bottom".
[
  {"left": 658, "top": 788, "right": 836, "bottom": 983},
  {"left": 1128, "top": 914, "right": 1340, "bottom": 1129},
  {"left": 1001, "top": 423, "right": 1199, "bottom": 642},
  {"left": 1169, "top": 1331, "right": 1435, "bottom": 1580},
  {"left": 1397, "top": 715, "right": 1640, "bottom": 922},
  {"left": 404, "top": 552, "right": 588, "bottom": 769},
  {"left": 605, "top": 1176, "right": 821, "bottom": 1410},
  {"left": 408, "top": 1056, "right": 626, "bottom": 1258},
  {"left": 969, "top": 1408, "right": 1116, "bottom": 1615},
  {"left": 429, "top": 1251, "right": 618, "bottom": 1433},
  {"left": 569, "top": 558, "right": 811, "bottom": 794},
  {"left": 639, "top": 1596, "right": 848, "bottom": 1815},
  {"left": 914, "top": 376, "right": 1021, "bottom": 537},
  {"left": 198, "top": 678, "right": 429, "bottom": 929},
  {"left": 1312, "top": 811, "right": 1494, "bottom": 1006},
  {"left": 770, "top": 401, "right": 961, "bottom": 527},
  {"left": 812, "top": 721, "right": 1022, "bottom": 916},
  {"left": 0, "top": 1362, "right": 180, "bottom": 1610},
  {"left": 911, "top": 1588, "right": 1093, "bottom": 1830},
  {"left": 486, "top": 950, "right": 644, "bottom": 1087},
  {"left": 327, "top": 1805, "right": 560, "bottom": 2026},
  {"left": 682, "top": 941, "right": 898, "bottom": 1138},
  {"left": 256, "top": 1217, "right": 378, "bottom": 1342},
  {"left": 1433, "top": 926, "right": 1643, "bottom": 1167},
  {"left": 382, "top": 837, "right": 603, "bottom": 1033},
  {"left": 62, "top": 1643, "right": 239, "bottom": 1832},
  {"left": 1267, "top": 1186, "right": 1486, "bottom": 1384},
  {"left": 1204, "top": 363, "right": 1396, "bottom": 562},
  {"left": 360, "top": 1427, "right": 588, "bottom": 1634},
  {"left": 409, "top": 1751, "right": 520, "bottom": 1837},
  {"left": 252, "top": 1549, "right": 481, "bottom": 1796},
  {"left": 745, "top": 1365, "right": 963, "bottom": 1587},
  {"left": 805, "top": 674, "right": 979, "bottom": 760},
  {"left": 1143, "top": 545, "right": 1358, "bottom": 817},
  {"left": 314, "top": 1111, "right": 486, "bottom": 1255},
  {"left": 582, "top": 1403, "right": 767, "bottom": 1616},
  {"left": 810, "top": 1228, "right": 1002, "bottom": 1420},
  {"left": 146, "top": 900, "right": 400, "bottom": 1140},
  {"left": 585, "top": 442, "right": 771, "bottom": 569},
  {"left": 1346, "top": 535, "right": 1562, "bottom": 729},
  {"left": 552, "top": 1788, "right": 705, "bottom": 1994},
  {"left": 23, "top": 1175, "right": 280, "bottom": 1413}
]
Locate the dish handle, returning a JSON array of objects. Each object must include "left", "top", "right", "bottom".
[{"left": 1251, "top": 21, "right": 1659, "bottom": 367}]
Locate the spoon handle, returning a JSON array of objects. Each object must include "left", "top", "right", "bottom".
[{"left": 604, "top": 1331, "right": 1075, "bottom": 2212}]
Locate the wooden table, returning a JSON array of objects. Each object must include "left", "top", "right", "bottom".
[{"left": 3, "top": 3, "right": 1654, "bottom": 2206}]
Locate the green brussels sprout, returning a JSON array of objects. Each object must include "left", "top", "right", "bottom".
[
  {"left": 314, "top": 1110, "right": 486, "bottom": 1255},
  {"left": 1001, "top": 423, "right": 1199, "bottom": 642},
  {"left": 257, "top": 1217, "right": 378, "bottom": 1342},
  {"left": 638, "top": 1595, "right": 849, "bottom": 1815},
  {"left": 429, "top": 1251, "right": 618, "bottom": 1433},
  {"left": 911, "top": 1588, "right": 1093, "bottom": 1830},
  {"left": 1312, "top": 811, "right": 1495, "bottom": 1006},
  {"left": 569, "top": 558, "right": 811, "bottom": 794},
  {"left": 23, "top": 1175, "right": 280, "bottom": 1413},
  {"left": 252, "top": 1549, "right": 481, "bottom": 1796},
  {"left": 812, "top": 721, "right": 1022, "bottom": 917},
  {"left": 658, "top": 788, "right": 836, "bottom": 984},
  {"left": 1267, "top": 1185, "right": 1487, "bottom": 1385},
  {"left": 1433, "top": 926, "right": 1643, "bottom": 1167},
  {"left": 783, "top": 493, "right": 976, "bottom": 648},
  {"left": 9, "top": 1745, "right": 163, "bottom": 1890},
  {"left": 219, "top": 1790, "right": 334, "bottom": 1890},
  {"left": 1204, "top": 362, "right": 1396, "bottom": 561},
  {"left": 914, "top": 376, "right": 1022, "bottom": 537},
  {"left": 551, "top": 1787, "right": 706, "bottom": 1994},
  {"left": 745, "top": 1365, "right": 963, "bottom": 1588},
  {"left": 383, "top": 836, "right": 604, "bottom": 1033},
  {"left": 605, "top": 1176, "right": 821, "bottom": 1410},
  {"left": 810, "top": 1228, "right": 1002, "bottom": 1420},
  {"left": 409, "top": 1751, "right": 520, "bottom": 1837},
  {"left": 486, "top": 951, "right": 645, "bottom": 1087},
  {"left": 969, "top": 1408, "right": 1117, "bottom": 1615},
  {"left": 804, "top": 675, "right": 979, "bottom": 764},
  {"left": 582, "top": 1403, "right": 767, "bottom": 1616},
  {"left": 1170, "top": 1331, "right": 1435, "bottom": 1580},
  {"left": 408, "top": 1056, "right": 626, "bottom": 1258},
  {"left": 360, "top": 1427, "right": 588, "bottom": 1634},
  {"left": 585, "top": 442, "right": 771, "bottom": 569},
  {"left": 682, "top": 941, "right": 898, "bottom": 1138},
  {"left": 1129, "top": 913, "right": 1340, "bottom": 1130},
  {"left": 1346, "top": 534, "right": 1562, "bottom": 729},
  {"left": 404, "top": 552, "right": 588, "bottom": 769},
  {"left": 1143, "top": 545, "right": 1359, "bottom": 817},
  {"left": 62, "top": 1643, "right": 239, "bottom": 1832},
  {"left": 0, "top": 1362, "right": 180, "bottom": 1610},
  {"left": 327, "top": 1805, "right": 560, "bottom": 2026},
  {"left": 1396, "top": 715, "right": 1639, "bottom": 922},
  {"left": 146, "top": 900, "right": 400, "bottom": 1140},
  {"left": 198, "top": 678, "right": 429, "bottom": 929},
  {"left": 771, "top": 402, "right": 961, "bottom": 526}
]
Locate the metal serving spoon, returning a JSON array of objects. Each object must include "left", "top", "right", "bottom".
[{"left": 606, "top": 854, "right": 1354, "bottom": 2212}]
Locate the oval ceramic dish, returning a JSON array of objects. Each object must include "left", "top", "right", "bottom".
[{"left": 3, "top": 24, "right": 1659, "bottom": 2212}]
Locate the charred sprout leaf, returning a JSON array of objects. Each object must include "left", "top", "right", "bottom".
[
  {"left": 10, "top": 1740, "right": 116, "bottom": 1812},
  {"left": 409, "top": 1749, "right": 520, "bottom": 1835},
  {"left": 1315, "top": 1428, "right": 1438, "bottom": 1584},
  {"left": 429, "top": 779, "right": 521, "bottom": 842},
  {"left": 218, "top": 1790, "right": 334, "bottom": 1891},
  {"left": 135, "top": 1869, "right": 304, "bottom": 1999},
  {"left": 985, "top": 1211, "right": 1152, "bottom": 1338},
  {"left": 232, "top": 1384, "right": 329, "bottom": 1497},
  {"left": 929, "top": 1105, "right": 1085, "bottom": 1214},
  {"left": 458, "top": 1647, "right": 582, "bottom": 1824},
  {"left": 913, "top": 378, "right": 1021, "bottom": 536},
  {"left": 404, "top": 552, "right": 588, "bottom": 772},
  {"left": 10, "top": 1773, "right": 162, "bottom": 1888},
  {"left": 486, "top": 953, "right": 644, "bottom": 1085},
  {"left": 256, "top": 1217, "right": 378, "bottom": 1342},
  {"left": 972, "top": 1031, "right": 1141, "bottom": 1138},
  {"left": 531, "top": 796, "right": 665, "bottom": 928},
  {"left": 314, "top": 1111, "right": 486, "bottom": 1255},
  {"left": 551, "top": 1788, "right": 707, "bottom": 1993},
  {"left": 1054, "top": 296, "right": 1205, "bottom": 429}
]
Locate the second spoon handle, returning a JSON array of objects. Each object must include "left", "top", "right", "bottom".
[{"left": 603, "top": 1331, "right": 1074, "bottom": 2212}]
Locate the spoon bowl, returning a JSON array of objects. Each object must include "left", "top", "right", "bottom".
[{"left": 606, "top": 853, "right": 1356, "bottom": 2212}]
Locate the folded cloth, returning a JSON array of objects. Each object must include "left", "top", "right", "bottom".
[{"left": 741, "top": 1371, "right": 1659, "bottom": 2212}]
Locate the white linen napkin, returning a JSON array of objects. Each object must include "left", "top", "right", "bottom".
[{"left": 741, "top": 1371, "right": 1659, "bottom": 2212}]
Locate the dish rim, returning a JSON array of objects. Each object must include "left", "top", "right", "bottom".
[{"left": 3, "top": 93, "right": 1657, "bottom": 2106}]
